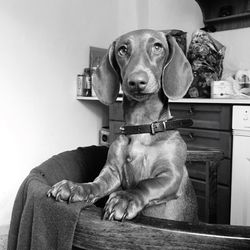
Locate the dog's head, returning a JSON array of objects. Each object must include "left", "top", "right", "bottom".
[{"left": 92, "top": 29, "right": 193, "bottom": 105}]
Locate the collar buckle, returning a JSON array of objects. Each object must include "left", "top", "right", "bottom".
[
  {"left": 150, "top": 121, "right": 158, "bottom": 135},
  {"left": 120, "top": 126, "right": 125, "bottom": 134}
]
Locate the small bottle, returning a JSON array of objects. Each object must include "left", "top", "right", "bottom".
[
  {"left": 90, "top": 67, "right": 97, "bottom": 97},
  {"left": 77, "top": 74, "right": 84, "bottom": 96},
  {"left": 82, "top": 68, "right": 92, "bottom": 97}
]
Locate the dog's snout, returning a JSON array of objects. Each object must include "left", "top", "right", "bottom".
[{"left": 128, "top": 71, "right": 149, "bottom": 90}]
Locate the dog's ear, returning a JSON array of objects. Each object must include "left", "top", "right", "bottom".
[
  {"left": 92, "top": 42, "right": 120, "bottom": 105},
  {"left": 162, "top": 35, "right": 193, "bottom": 99}
]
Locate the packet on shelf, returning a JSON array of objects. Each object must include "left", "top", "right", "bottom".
[{"left": 211, "top": 69, "right": 250, "bottom": 99}]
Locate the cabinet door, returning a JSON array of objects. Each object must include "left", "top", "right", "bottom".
[{"left": 169, "top": 103, "right": 231, "bottom": 131}]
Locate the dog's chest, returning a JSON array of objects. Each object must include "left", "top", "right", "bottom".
[{"left": 121, "top": 137, "right": 151, "bottom": 188}]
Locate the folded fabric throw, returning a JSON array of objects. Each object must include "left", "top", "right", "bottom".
[
  {"left": 7, "top": 146, "right": 109, "bottom": 250},
  {"left": 186, "top": 30, "right": 226, "bottom": 98},
  {"left": 7, "top": 172, "right": 85, "bottom": 250}
]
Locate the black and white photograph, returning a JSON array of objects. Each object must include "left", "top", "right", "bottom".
[{"left": 1, "top": 0, "right": 250, "bottom": 249}]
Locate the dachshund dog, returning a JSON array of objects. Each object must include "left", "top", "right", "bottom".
[{"left": 47, "top": 29, "right": 198, "bottom": 222}]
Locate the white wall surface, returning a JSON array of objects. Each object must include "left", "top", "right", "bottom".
[
  {"left": 0, "top": 0, "right": 121, "bottom": 227},
  {"left": 212, "top": 28, "right": 250, "bottom": 74},
  {"left": 147, "top": 0, "right": 203, "bottom": 42}
]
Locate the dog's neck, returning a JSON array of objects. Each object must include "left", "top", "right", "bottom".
[{"left": 123, "top": 91, "right": 171, "bottom": 125}]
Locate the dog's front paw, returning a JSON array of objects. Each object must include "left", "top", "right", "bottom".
[
  {"left": 103, "top": 190, "right": 144, "bottom": 221},
  {"left": 47, "top": 180, "right": 96, "bottom": 204}
]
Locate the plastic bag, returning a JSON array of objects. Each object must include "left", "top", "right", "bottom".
[{"left": 186, "top": 30, "right": 226, "bottom": 98}]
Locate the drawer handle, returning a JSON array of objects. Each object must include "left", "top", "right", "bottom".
[
  {"left": 188, "top": 107, "right": 195, "bottom": 115},
  {"left": 188, "top": 133, "right": 195, "bottom": 142}
]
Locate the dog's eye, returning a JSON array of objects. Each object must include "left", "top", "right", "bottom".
[
  {"left": 118, "top": 45, "right": 128, "bottom": 57},
  {"left": 152, "top": 43, "right": 163, "bottom": 54}
]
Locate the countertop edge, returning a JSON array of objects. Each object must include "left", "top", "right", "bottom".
[{"left": 77, "top": 96, "right": 250, "bottom": 105}]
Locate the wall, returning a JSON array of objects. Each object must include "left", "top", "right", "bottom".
[
  {"left": 213, "top": 28, "right": 250, "bottom": 75},
  {"left": 117, "top": 0, "right": 138, "bottom": 34},
  {"left": 116, "top": 0, "right": 204, "bottom": 42},
  {"left": 147, "top": 0, "right": 203, "bottom": 42},
  {"left": 0, "top": 0, "right": 122, "bottom": 228}
]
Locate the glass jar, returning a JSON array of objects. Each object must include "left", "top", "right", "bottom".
[
  {"left": 90, "top": 67, "right": 97, "bottom": 97},
  {"left": 77, "top": 74, "right": 84, "bottom": 96},
  {"left": 82, "top": 68, "right": 92, "bottom": 97}
]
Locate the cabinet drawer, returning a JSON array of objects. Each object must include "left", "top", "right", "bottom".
[
  {"left": 179, "top": 128, "right": 231, "bottom": 158},
  {"left": 186, "top": 158, "right": 231, "bottom": 186},
  {"left": 109, "top": 102, "right": 124, "bottom": 121},
  {"left": 169, "top": 103, "right": 231, "bottom": 131}
]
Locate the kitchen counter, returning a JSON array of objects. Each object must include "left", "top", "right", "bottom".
[
  {"left": 170, "top": 98, "right": 250, "bottom": 104},
  {"left": 77, "top": 96, "right": 250, "bottom": 105}
]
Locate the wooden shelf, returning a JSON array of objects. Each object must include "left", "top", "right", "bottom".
[
  {"left": 196, "top": 0, "right": 250, "bottom": 31},
  {"left": 77, "top": 96, "right": 99, "bottom": 100},
  {"left": 77, "top": 96, "right": 123, "bottom": 102},
  {"left": 205, "top": 12, "right": 250, "bottom": 23}
]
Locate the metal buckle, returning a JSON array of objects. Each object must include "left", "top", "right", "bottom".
[
  {"left": 120, "top": 126, "right": 125, "bottom": 134},
  {"left": 162, "top": 121, "right": 167, "bottom": 130},
  {"left": 150, "top": 121, "right": 158, "bottom": 135}
]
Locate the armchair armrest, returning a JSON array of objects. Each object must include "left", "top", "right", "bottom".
[{"left": 73, "top": 206, "right": 250, "bottom": 250}]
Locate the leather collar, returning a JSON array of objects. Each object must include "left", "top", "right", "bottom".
[{"left": 120, "top": 118, "right": 193, "bottom": 135}]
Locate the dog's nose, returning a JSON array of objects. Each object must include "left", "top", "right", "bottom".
[{"left": 128, "top": 71, "right": 148, "bottom": 90}]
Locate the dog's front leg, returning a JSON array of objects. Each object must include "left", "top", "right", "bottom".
[
  {"left": 104, "top": 165, "right": 182, "bottom": 220},
  {"left": 46, "top": 165, "right": 120, "bottom": 204},
  {"left": 47, "top": 136, "right": 128, "bottom": 205}
]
